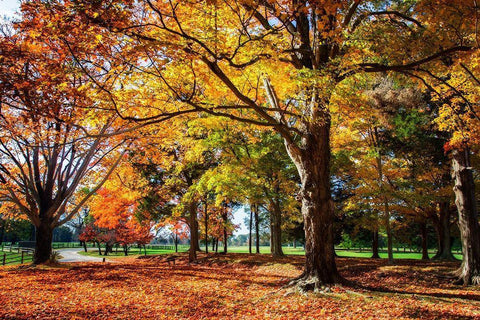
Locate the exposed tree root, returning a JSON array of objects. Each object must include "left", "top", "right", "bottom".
[{"left": 287, "top": 273, "right": 349, "bottom": 294}]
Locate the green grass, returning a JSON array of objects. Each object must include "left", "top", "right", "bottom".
[
  {"left": 0, "top": 249, "right": 34, "bottom": 265},
  {"left": 78, "top": 245, "right": 189, "bottom": 258},
  {"left": 76, "top": 245, "right": 462, "bottom": 260}
]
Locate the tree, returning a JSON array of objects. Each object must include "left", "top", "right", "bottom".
[
  {"left": 27, "top": 0, "right": 476, "bottom": 288},
  {"left": 0, "top": 28, "right": 129, "bottom": 264}
]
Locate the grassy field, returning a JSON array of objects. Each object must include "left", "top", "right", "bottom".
[{"left": 77, "top": 245, "right": 463, "bottom": 260}]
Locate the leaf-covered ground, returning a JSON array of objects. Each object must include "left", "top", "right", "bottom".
[{"left": 1, "top": 254, "right": 479, "bottom": 319}]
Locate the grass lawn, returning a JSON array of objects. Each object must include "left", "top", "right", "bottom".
[
  {"left": 0, "top": 253, "right": 478, "bottom": 319},
  {"left": 77, "top": 245, "right": 463, "bottom": 261}
]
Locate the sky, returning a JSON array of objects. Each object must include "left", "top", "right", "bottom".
[
  {"left": 0, "top": 0, "right": 19, "bottom": 19},
  {"left": 0, "top": 0, "right": 251, "bottom": 236}
]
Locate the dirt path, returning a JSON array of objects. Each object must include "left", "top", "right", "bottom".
[{"left": 58, "top": 248, "right": 108, "bottom": 263}]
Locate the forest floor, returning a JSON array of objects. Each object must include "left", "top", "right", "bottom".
[{"left": 0, "top": 253, "right": 479, "bottom": 319}]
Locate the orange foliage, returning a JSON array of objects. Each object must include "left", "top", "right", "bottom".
[{"left": 0, "top": 256, "right": 479, "bottom": 319}]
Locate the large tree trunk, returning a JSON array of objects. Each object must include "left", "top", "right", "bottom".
[
  {"left": 285, "top": 116, "right": 342, "bottom": 290},
  {"left": 420, "top": 221, "right": 429, "bottom": 260},
  {"left": 188, "top": 201, "right": 199, "bottom": 262},
  {"left": 451, "top": 148, "right": 480, "bottom": 285},
  {"left": 33, "top": 220, "right": 54, "bottom": 264},
  {"left": 269, "top": 199, "right": 284, "bottom": 257},
  {"left": 432, "top": 202, "right": 456, "bottom": 261}
]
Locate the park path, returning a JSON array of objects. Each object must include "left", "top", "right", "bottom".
[{"left": 58, "top": 248, "right": 108, "bottom": 263}]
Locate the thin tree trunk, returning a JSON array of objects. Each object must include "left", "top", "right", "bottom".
[
  {"left": 269, "top": 199, "right": 284, "bottom": 257},
  {"left": 204, "top": 198, "right": 208, "bottom": 254},
  {"left": 82, "top": 241, "right": 87, "bottom": 252},
  {"left": 371, "top": 209, "right": 380, "bottom": 259},
  {"left": 372, "top": 229, "right": 380, "bottom": 259},
  {"left": 189, "top": 201, "right": 198, "bottom": 262},
  {"left": 432, "top": 202, "right": 456, "bottom": 261},
  {"left": 249, "top": 204, "right": 253, "bottom": 254},
  {"left": 254, "top": 204, "right": 260, "bottom": 254},
  {"left": 33, "top": 220, "right": 54, "bottom": 264},
  {"left": 211, "top": 237, "right": 215, "bottom": 252},
  {"left": 215, "top": 238, "right": 219, "bottom": 253},
  {"left": 385, "top": 201, "right": 394, "bottom": 264},
  {"left": 420, "top": 221, "right": 429, "bottom": 260},
  {"left": 97, "top": 241, "right": 102, "bottom": 255},
  {"left": 452, "top": 148, "right": 480, "bottom": 285},
  {"left": 293, "top": 239, "right": 296, "bottom": 249},
  {"left": 373, "top": 128, "right": 393, "bottom": 264},
  {"left": 0, "top": 219, "right": 4, "bottom": 245},
  {"left": 174, "top": 233, "right": 178, "bottom": 253},
  {"left": 222, "top": 205, "right": 228, "bottom": 254}
]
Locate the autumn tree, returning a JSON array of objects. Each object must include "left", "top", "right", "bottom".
[
  {"left": 25, "top": 0, "right": 477, "bottom": 288},
  {"left": 0, "top": 27, "right": 130, "bottom": 264}
]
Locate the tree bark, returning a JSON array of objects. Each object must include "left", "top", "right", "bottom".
[
  {"left": 0, "top": 219, "right": 4, "bottom": 245},
  {"left": 33, "top": 220, "right": 54, "bottom": 264},
  {"left": 249, "top": 203, "right": 253, "bottom": 254},
  {"left": 174, "top": 233, "right": 178, "bottom": 253},
  {"left": 432, "top": 202, "right": 456, "bottom": 261},
  {"left": 420, "top": 221, "right": 429, "bottom": 260},
  {"left": 373, "top": 128, "right": 393, "bottom": 264},
  {"left": 451, "top": 148, "right": 480, "bottom": 285},
  {"left": 222, "top": 205, "right": 228, "bottom": 254},
  {"left": 254, "top": 203, "right": 260, "bottom": 254},
  {"left": 204, "top": 198, "right": 208, "bottom": 254},
  {"left": 371, "top": 209, "right": 380, "bottom": 259},
  {"left": 188, "top": 201, "right": 198, "bottom": 262},
  {"left": 372, "top": 229, "right": 380, "bottom": 259},
  {"left": 269, "top": 199, "right": 284, "bottom": 257},
  {"left": 285, "top": 115, "right": 342, "bottom": 290}
]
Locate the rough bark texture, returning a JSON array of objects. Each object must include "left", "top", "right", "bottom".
[
  {"left": 285, "top": 116, "right": 342, "bottom": 290},
  {"left": 269, "top": 200, "right": 284, "bottom": 257},
  {"left": 432, "top": 202, "right": 456, "bottom": 261},
  {"left": 33, "top": 221, "right": 54, "bottom": 264},
  {"left": 420, "top": 222, "right": 429, "bottom": 260},
  {"left": 451, "top": 149, "right": 480, "bottom": 285}
]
